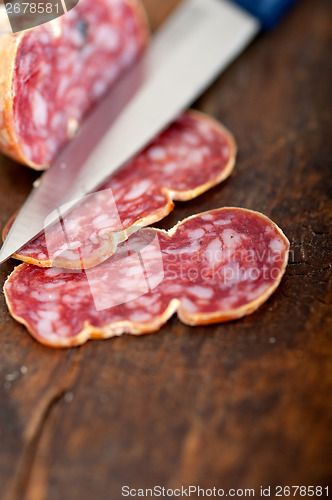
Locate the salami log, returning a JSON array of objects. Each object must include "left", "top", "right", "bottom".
[
  {"left": 4, "top": 208, "right": 290, "bottom": 348},
  {"left": 3, "top": 111, "right": 237, "bottom": 269},
  {"left": 0, "top": 0, "right": 148, "bottom": 169}
]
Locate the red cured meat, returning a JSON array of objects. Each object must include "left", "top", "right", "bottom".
[
  {"left": 3, "top": 111, "right": 237, "bottom": 269},
  {"left": 0, "top": 0, "right": 148, "bottom": 169},
  {"left": 4, "top": 208, "right": 290, "bottom": 348}
]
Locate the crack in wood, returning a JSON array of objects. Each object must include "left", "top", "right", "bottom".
[
  {"left": 3, "top": 351, "right": 82, "bottom": 500},
  {"left": 286, "top": 265, "right": 332, "bottom": 278}
]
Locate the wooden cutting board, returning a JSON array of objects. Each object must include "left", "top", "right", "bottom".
[{"left": 0, "top": 0, "right": 331, "bottom": 498}]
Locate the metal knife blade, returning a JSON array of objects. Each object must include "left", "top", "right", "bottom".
[{"left": 0, "top": 0, "right": 259, "bottom": 264}]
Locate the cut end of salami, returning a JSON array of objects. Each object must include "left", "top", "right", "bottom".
[
  {"left": 3, "top": 111, "right": 237, "bottom": 269},
  {"left": 0, "top": 0, "right": 149, "bottom": 169},
  {"left": 4, "top": 208, "right": 290, "bottom": 348}
]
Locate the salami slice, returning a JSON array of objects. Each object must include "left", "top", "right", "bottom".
[
  {"left": 4, "top": 208, "right": 290, "bottom": 348},
  {"left": 3, "top": 111, "right": 237, "bottom": 269},
  {"left": 0, "top": 5, "right": 11, "bottom": 35},
  {"left": 0, "top": 0, "right": 148, "bottom": 169}
]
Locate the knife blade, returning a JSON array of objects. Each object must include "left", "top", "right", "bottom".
[{"left": 0, "top": 0, "right": 296, "bottom": 265}]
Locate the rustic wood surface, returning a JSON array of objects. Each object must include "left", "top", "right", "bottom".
[{"left": 0, "top": 0, "right": 331, "bottom": 498}]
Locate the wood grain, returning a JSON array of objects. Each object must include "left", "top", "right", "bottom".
[{"left": 0, "top": 0, "right": 331, "bottom": 498}]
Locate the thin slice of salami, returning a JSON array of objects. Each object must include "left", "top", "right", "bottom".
[
  {"left": 0, "top": 0, "right": 148, "bottom": 169},
  {"left": 4, "top": 208, "right": 290, "bottom": 348},
  {"left": 3, "top": 111, "right": 237, "bottom": 269}
]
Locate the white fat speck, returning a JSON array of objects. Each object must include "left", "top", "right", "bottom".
[
  {"left": 174, "top": 145, "right": 190, "bottom": 157},
  {"left": 189, "top": 240, "right": 201, "bottom": 252},
  {"left": 164, "top": 245, "right": 192, "bottom": 255},
  {"left": 198, "top": 121, "right": 213, "bottom": 140},
  {"left": 38, "top": 253, "right": 47, "bottom": 260},
  {"left": 136, "top": 295, "right": 159, "bottom": 307},
  {"left": 214, "top": 218, "right": 232, "bottom": 226},
  {"left": 164, "top": 284, "right": 183, "bottom": 294},
  {"left": 125, "top": 265, "right": 145, "bottom": 277},
  {"left": 39, "top": 310, "right": 60, "bottom": 321},
  {"left": 205, "top": 238, "right": 223, "bottom": 265},
  {"left": 30, "top": 291, "right": 47, "bottom": 301},
  {"left": 129, "top": 311, "right": 153, "bottom": 323},
  {"left": 269, "top": 238, "right": 285, "bottom": 253},
  {"left": 222, "top": 229, "right": 243, "bottom": 248},
  {"left": 56, "top": 326, "right": 71, "bottom": 337},
  {"left": 62, "top": 294, "right": 78, "bottom": 305},
  {"left": 189, "top": 286, "right": 213, "bottom": 299},
  {"left": 39, "top": 65, "right": 51, "bottom": 77},
  {"left": 44, "top": 268, "right": 63, "bottom": 277},
  {"left": 163, "top": 161, "right": 177, "bottom": 173},
  {"left": 57, "top": 77, "right": 70, "bottom": 98},
  {"left": 240, "top": 267, "right": 259, "bottom": 283},
  {"left": 92, "top": 80, "right": 107, "bottom": 99},
  {"left": 96, "top": 25, "right": 120, "bottom": 50},
  {"left": 189, "top": 228, "right": 205, "bottom": 239},
  {"left": 43, "top": 282, "right": 65, "bottom": 290},
  {"left": 120, "top": 39, "right": 138, "bottom": 66},
  {"left": 39, "top": 32, "right": 50, "bottom": 44},
  {"left": 124, "top": 180, "right": 151, "bottom": 201},
  {"left": 182, "top": 132, "right": 199, "bottom": 145},
  {"left": 201, "top": 214, "right": 214, "bottom": 221},
  {"left": 93, "top": 213, "right": 112, "bottom": 228},
  {"left": 188, "top": 149, "right": 205, "bottom": 163},
  {"left": 247, "top": 283, "right": 269, "bottom": 299},
  {"left": 148, "top": 146, "right": 166, "bottom": 161},
  {"left": 26, "top": 311, "right": 39, "bottom": 322},
  {"left": 21, "top": 142, "right": 32, "bottom": 159},
  {"left": 32, "top": 91, "right": 48, "bottom": 127},
  {"left": 37, "top": 319, "right": 54, "bottom": 334},
  {"left": 71, "top": 26, "right": 85, "bottom": 47},
  {"left": 47, "top": 332, "right": 66, "bottom": 342},
  {"left": 181, "top": 297, "right": 198, "bottom": 313},
  {"left": 217, "top": 296, "right": 239, "bottom": 309},
  {"left": 57, "top": 250, "right": 80, "bottom": 261},
  {"left": 222, "top": 146, "right": 229, "bottom": 157},
  {"left": 221, "top": 261, "right": 243, "bottom": 286}
]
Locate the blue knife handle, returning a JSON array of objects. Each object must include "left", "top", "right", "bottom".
[{"left": 232, "top": 0, "right": 299, "bottom": 29}]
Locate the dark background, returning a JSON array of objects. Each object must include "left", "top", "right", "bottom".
[{"left": 0, "top": 0, "right": 331, "bottom": 498}]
